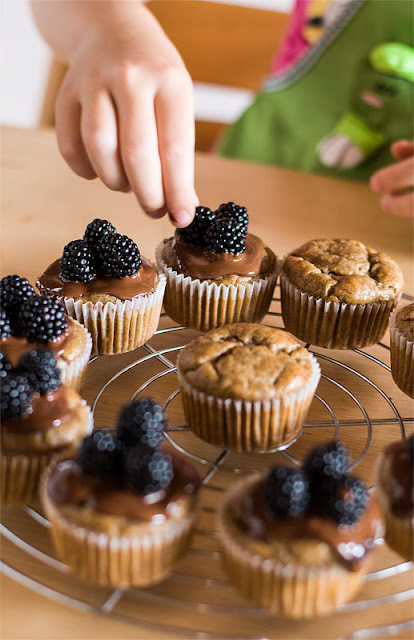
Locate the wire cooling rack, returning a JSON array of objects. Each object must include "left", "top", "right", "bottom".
[{"left": 1, "top": 290, "right": 413, "bottom": 640}]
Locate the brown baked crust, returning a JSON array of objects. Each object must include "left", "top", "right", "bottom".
[
  {"left": 161, "top": 237, "right": 276, "bottom": 285},
  {"left": 59, "top": 317, "right": 88, "bottom": 363},
  {"left": 283, "top": 239, "right": 403, "bottom": 304},
  {"left": 177, "top": 323, "right": 313, "bottom": 401},
  {"left": 394, "top": 303, "right": 414, "bottom": 341}
]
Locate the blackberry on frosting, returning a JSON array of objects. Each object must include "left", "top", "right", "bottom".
[
  {"left": 0, "top": 275, "right": 36, "bottom": 331},
  {"left": 0, "top": 308, "right": 12, "bottom": 340},
  {"left": 19, "top": 295, "right": 68, "bottom": 344},
  {"left": 95, "top": 232, "right": 141, "bottom": 278},
  {"left": 117, "top": 398, "right": 166, "bottom": 448},
  {"left": 83, "top": 218, "right": 117, "bottom": 249},
  {"left": 265, "top": 466, "right": 310, "bottom": 518},
  {"left": 1, "top": 371, "right": 34, "bottom": 420},
  {"left": 60, "top": 239, "right": 96, "bottom": 283},
  {"left": 77, "top": 428, "right": 125, "bottom": 477},
  {"left": 125, "top": 446, "right": 174, "bottom": 495},
  {"left": 17, "top": 349, "right": 61, "bottom": 396},
  {"left": 177, "top": 206, "right": 217, "bottom": 247}
]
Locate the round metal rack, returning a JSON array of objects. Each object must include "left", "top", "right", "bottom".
[{"left": 1, "top": 291, "right": 413, "bottom": 640}]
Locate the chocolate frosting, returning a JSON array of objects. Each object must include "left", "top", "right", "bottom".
[
  {"left": 0, "top": 319, "right": 75, "bottom": 367},
  {"left": 2, "top": 386, "right": 74, "bottom": 433},
  {"left": 37, "top": 257, "right": 157, "bottom": 300},
  {"left": 47, "top": 457, "right": 201, "bottom": 523},
  {"left": 235, "top": 478, "right": 382, "bottom": 570},
  {"left": 381, "top": 441, "right": 413, "bottom": 517},
  {"left": 173, "top": 234, "right": 264, "bottom": 279}
]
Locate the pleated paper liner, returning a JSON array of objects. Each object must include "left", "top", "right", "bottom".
[{"left": 389, "top": 307, "right": 414, "bottom": 398}]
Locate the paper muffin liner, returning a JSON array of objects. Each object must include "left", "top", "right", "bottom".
[
  {"left": 217, "top": 476, "right": 366, "bottom": 618},
  {"left": 156, "top": 243, "right": 278, "bottom": 332},
  {"left": 177, "top": 353, "right": 320, "bottom": 452},
  {"left": 61, "top": 273, "right": 166, "bottom": 356},
  {"left": 389, "top": 308, "right": 414, "bottom": 398},
  {"left": 280, "top": 271, "right": 401, "bottom": 350},
  {"left": 58, "top": 326, "right": 92, "bottom": 391},
  {"left": 1, "top": 402, "right": 93, "bottom": 507},
  {"left": 40, "top": 462, "right": 198, "bottom": 588}
]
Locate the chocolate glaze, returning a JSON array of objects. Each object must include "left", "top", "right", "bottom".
[
  {"left": 381, "top": 441, "right": 413, "bottom": 517},
  {"left": 2, "top": 386, "right": 73, "bottom": 433},
  {"left": 0, "top": 319, "right": 75, "bottom": 367},
  {"left": 37, "top": 257, "right": 157, "bottom": 300},
  {"left": 235, "top": 479, "right": 382, "bottom": 570},
  {"left": 173, "top": 233, "right": 264, "bottom": 279},
  {"left": 47, "top": 456, "right": 201, "bottom": 523}
]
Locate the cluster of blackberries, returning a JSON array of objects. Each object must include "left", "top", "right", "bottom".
[
  {"left": 77, "top": 398, "right": 173, "bottom": 496},
  {"left": 177, "top": 203, "right": 249, "bottom": 255},
  {"left": 60, "top": 218, "right": 141, "bottom": 281},
  {"left": 265, "top": 440, "right": 368, "bottom": 527},
  {"left": 0, "top": 275, "right": 67, "bottom": 343},
  {"left": 1, "top": 349, "right": 61, "bottom": 420}
]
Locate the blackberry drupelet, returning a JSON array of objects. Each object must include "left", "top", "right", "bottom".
[
  {"left": 60, "top": 239, "right": 96, "bottom": 283},
  {"left": 176, "top": 206, "right": 217, "bottom": 246},
  {"left": 265, "top": 466, "right": 310, "bottom": 518},
  {"left": 1, "top": 371, "right": 33, "bottom": 420},
  {"left": 83, "top": 218, "right": 117, "bottom": 249},
  {"left": 125, "top": 446, "right": 174, "bottom": 495},
  {"left": 117, "top": 398, "right": 166, "bottom": 448},
  {"left": 19, "top": 295, "right": 68, "bottom": 344},
  {"left": 0, "top": 275, "right": 36, "bottom": 329},
  {"left": 0, "top": 307, "right": 12, "bottom": 339},
  {"left": 96, "top": 233, "right": 141, "bottom": 278},
  {"left": 17, "top": 349, "right": 61, "bottom": 395},
  {"left": 216, "top": 202, "right": 249, "bottom": 230},
  {"left": 304, "top": 440, "right": 350, "bottom": 482},
  {"left": 77, "top": 429, "right": 124, "bottom": 476},
  {"left": 0, "top": 352, "right": 13, "bottom": 379},
  {"left": 205, "top": 217, "right": 247, "bottom": 255},
  {"left": 322, "top": 476, "right": 368, "bottom": 526}
]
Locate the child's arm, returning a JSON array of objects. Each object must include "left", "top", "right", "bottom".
[
  {"left": 370, "top": 141, "right": 414, "bottom": 219},
  {"left": 31, "top": 0, "right": 197, "bottom": 227}
]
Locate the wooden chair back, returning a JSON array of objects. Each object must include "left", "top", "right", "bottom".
[{"left": 40, "top": 1, "right": 288, "bottom": 150}]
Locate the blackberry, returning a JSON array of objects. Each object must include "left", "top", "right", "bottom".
[
  {"left": 60, "top": 239, "right": 96, "bottom": 282},
  {"left": 77, "top": 429, "right": 124, "bottom": 476},
  {"left": 125, "top": 445, "right": 174, "bottom": 495},
  {"left": 205, "top": 216, "right": 247, "bottom": 255},
  {"left": 19, "top": 295, "right": 68, "bottom": 344},
  {"left": 406, "top": 435, "right": 414, "bottom": 465},
  {"left": 0, "top": 275, "right": 36, "bottom": 329},
  {"left": 83, "top": 218, "right": 117, "bottom": 249},
  {"left": 0, "top": 352, "right": 13, "bottom": 379},
  {"left": 322, "top": 476, "right": 368, "bottom": 527},
  {"left": 304, "top": 440, "right": 350, "bottom": 482},
  {"left": 1, "top": 371, "right": 33, "bottom": 420},
  {"left": 176, "top": 206, "right": 216, "bottom": 246},
  {"left": 216, "top": 202, "right": 249, "bottom": 230},
  {"left": 117, "top": 398, "right": 166, "bottom": 448},
  {"left": 265, "top": 466, "right": 310, "bottom": 518},
  {"left": 0, "top": 308, "right": 12, "bottom": 339},
  {"left": 17, "top": 349, "right": 61, "bottom": 395},
  {"left": 96, "top": 233, "right": 141, "bottom": 278}
]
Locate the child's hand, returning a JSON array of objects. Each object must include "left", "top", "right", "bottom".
[
  {"left": 370, "top": 141, "right": 414, "bottom": 219},
  {"left": 50, "top": 3, "right": 197, "bottom": 227}
]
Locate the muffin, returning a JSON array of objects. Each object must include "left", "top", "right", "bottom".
[
  {"left": 40, "top": 398, "right": 200, "bottom": 587},
  {"left": 1, "top": 275, "right": 91, "bottom": 391},
  {"left": 156, "top": 203, "right": 278, "bottom": 331},
  {"left": 389, "top": 303, "right": 414, "bottom": 398},
  {"left": 177, "top": 323, "right": 320, "bottom": 452},
  {"left": 280, "top": 239, "right": 403, "bottom": 349},
  {"left": 376, "top": 436, "right": 413, "bottom": 561},
  {"left": 37, "top": 219, "right": 166, "bottom": 355},
  {"left": 218, "top": 441, "right": 383, "bottom": 618},
  {"left": 1, "top": 348, "right": 93, "bottom": 506}
]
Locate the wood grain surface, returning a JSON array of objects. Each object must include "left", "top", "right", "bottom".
[{"left": 1, "top": 127, "right": 413, "bottom": 640}]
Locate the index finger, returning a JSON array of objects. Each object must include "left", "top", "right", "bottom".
[{"left": 370, "top": 156, "right": 414, "bottom": 194}]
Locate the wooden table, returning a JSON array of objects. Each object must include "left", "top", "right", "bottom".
[{"left": 1, "top": 127, "right": 413, "bottom": 640}]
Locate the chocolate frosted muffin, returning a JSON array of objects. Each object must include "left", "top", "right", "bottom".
[
  {"left": 389, "top": 303, "right": 414, "bottom": 398},
  {"left": 41, "top": 399, "right": 200, "bottom": 587},
  {"left": 37, "top": 219, "right": 166, "bottom": 355},
  {"left": 177, "top": 323, "right": 320, "bottom": 451},
  {"left": 0, "top": 276, "right": 91, "bottom": 391},
  {"left": 376, "top": 436, "right": 413, "bottom": 561},
  {"left": 280, "top": 239, "right": 403, "bottom": 349},
  {"left": 218, "top": 441, "right": 383, "bottom": 618},
  {"left": 1, "top": 349, "right": 93, "bottom": 505},
  {"left": 156, "top": 203, "right": 278, "bottom": 331}
]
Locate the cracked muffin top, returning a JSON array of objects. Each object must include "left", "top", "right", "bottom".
[
  {"left": 176, "top": 324, "right": 315, "bottom": 401},
  {"left": 282, "top": 239, "right": 403, "bottom": 304},
  {"left": 394, "top": 303, "right": 414, "bottom": 341}
]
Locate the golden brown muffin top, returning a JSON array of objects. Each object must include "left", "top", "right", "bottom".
[
  {"left": 283, "top": 239, "right": 403, "bottom": 304},
  {"left": 177, "top": 324, "right": 315, "bottom": 401},
  {"left": 395, "top": 303, "right": 414, "bottom": 341}
]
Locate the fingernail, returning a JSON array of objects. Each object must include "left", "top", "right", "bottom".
[
  {"left": 370, "top": 175, "right": 381, "bottom": 192},
  {"left": 173, "top": 210, "right": 193, "bottom": 228}
]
